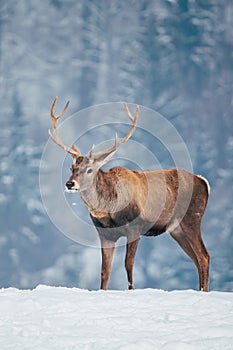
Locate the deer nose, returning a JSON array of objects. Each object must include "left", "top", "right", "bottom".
[{"left": 66, "top": 181, "right": 75, "bottom": 190}]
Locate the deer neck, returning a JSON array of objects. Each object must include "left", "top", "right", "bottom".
[{"left": 80, "top": 169, "right": 117, "bottom": 218}]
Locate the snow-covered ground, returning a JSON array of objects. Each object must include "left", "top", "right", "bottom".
[{"left": 0, "top": 286, "right": 232, "bottom": 350}]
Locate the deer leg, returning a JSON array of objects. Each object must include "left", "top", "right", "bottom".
[
  {"left": 100, "top": 239, "right": 115, "bottom": 290},
  {"left": 180, "top": 223, "right": 210, "bottom": 292},
  {"left": 170, "top": 224, "right": 210, "bottom": 292},
  {"left": 125, "top": 237, "right": 140, "bottom": 290},
  {"left": 170, "top": 226, "right": 199, "bottom": 268},
  {"left": 197, "top": 239, "right": 210, "bottom": 292},
  {"left": 189, "top": 235, "right": 210, "bottom": 292}
]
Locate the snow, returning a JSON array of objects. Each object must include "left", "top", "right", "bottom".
[{"left": 0, "top": 286, "right": 232, "bottom": 350}]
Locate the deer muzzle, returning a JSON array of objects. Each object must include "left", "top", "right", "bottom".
[{"left": 65, "top": 180, "right": 80, "bottom": 192}]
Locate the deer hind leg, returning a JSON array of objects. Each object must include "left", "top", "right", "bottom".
[
  {"left": 169, "top": 224, "right": 210, "bottom": 292},
  {"left": 100, "top": 239, "right": 115, "bottom": 290},
  {"left": 125, "top": 237, "right": 140, "bottom": 290},
  {"left": 180, "top": 223, "right": 210, "bottom": 292}
]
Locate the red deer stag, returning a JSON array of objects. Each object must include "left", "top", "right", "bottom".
[{"left": 49, "top": 97, "right": 210, "bottom": 291}]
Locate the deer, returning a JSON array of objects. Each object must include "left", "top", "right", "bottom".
[{"left": 49, "top": 97, "right": 210, "bottom": 292}]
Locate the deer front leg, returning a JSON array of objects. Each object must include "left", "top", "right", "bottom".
[
  {"left": 100, "top": 239, "right": 115, "bottom": 290},
  {"left": 125, "top": 237, "right": 140, "bottom": 290}
]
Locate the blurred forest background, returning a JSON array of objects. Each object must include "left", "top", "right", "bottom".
[{"left": 0, "top": 0, "right": 232, "bottom": 291}]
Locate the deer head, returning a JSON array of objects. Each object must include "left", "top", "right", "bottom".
[{"left": 49, "top": 97, "right": 139, "bottom": 193}]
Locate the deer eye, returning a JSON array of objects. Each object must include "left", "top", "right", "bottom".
[{"left": 87, "top": 168, "right": 93, "bottom": 174}]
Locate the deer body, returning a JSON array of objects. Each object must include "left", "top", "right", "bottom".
[
  {"left": 49, "top": 98, "right": 210, "bottom": 291},
  {"left": 82, "top": 167, "right": 208, "bottom": 235}
]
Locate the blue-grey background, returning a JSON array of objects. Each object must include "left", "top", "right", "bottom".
[{"left": 0, "top": 0, "right": 232, "bottom": 291}]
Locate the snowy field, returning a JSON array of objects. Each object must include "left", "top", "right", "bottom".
[{"left": 0, "top": 286, "right": 232, "bottom": 350}]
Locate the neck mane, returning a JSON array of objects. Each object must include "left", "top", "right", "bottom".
[{"left": 80, "top": 169, "right": 118, "bottom": 216}]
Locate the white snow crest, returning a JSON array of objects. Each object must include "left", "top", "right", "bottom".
[{"left": 0, "top": 286, "right": 232, "bottom": 349}]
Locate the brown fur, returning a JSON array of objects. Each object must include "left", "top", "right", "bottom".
[
  {"left": 49, "top": 98, "right": 210, "bottom": 291},
  {"left": 68, "top": 162, "right": 210, "bottom": 291}
]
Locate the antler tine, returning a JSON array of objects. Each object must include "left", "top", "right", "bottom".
[
  {"left": 109, "top": 103, "right": 139, "bottom": 150},
  {"left": 49, "top": 97, "right": 81, "bottom": 158},
  {"left": 117, "top": 102, "right": 139, "bottom": 146},
  {"left": 50, "top": 96, "right": 70, "bottom": 138},
  {"left": 115, "top": 132, "right": 118, "bottom": 147},
  {"left": 51, "top": 96, "right": 70, "bottom": 119},
  {"left": 123, "top": 102, "right": 139, "bottom": 123},
  {"left": 90, "top": 103, "right": 139, "bottom": 160}
]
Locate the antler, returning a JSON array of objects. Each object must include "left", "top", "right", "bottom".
[
  {"left": 49, "top": 97, "right": 81, "bottom": 157},
  {"left": 90, "top": 103, "right": 139, "bottom": 160}
]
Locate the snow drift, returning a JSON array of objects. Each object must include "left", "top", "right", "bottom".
[{"left": 0, "top": 286, "right": 232, "bottom": 349}]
